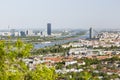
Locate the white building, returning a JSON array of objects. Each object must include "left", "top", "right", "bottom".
[{"left": 1, "top": 32, "right": 11, "bottom": 36}]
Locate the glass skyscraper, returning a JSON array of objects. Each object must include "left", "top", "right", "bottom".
[{"left": 47, "top": 23, "right": 51, "bottom": 35}]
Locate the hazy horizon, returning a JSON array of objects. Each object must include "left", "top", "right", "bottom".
[{"left": 0, "top": 0, "right": 120, "bottom": 30}]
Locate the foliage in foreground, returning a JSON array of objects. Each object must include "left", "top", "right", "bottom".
[{"left": 0, "top": 39, "right": 57, "bottom": 80}]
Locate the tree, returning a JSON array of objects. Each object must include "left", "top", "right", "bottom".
[
  {"left": 26, "top": 65, "right": 57, "bottom": 80},
  {"left": 0, "top": 40, "right": 58, "bottom": 80},
  {"left": 81, "top": 71, "right": 92, "bottom": 80}
]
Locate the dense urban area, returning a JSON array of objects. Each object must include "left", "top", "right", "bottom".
[
  {"left": 0, "top": 24, "right": 120, "bottom": 80},
  {"left": 1, "top": 0, "right": 120, "bottom": 80}
]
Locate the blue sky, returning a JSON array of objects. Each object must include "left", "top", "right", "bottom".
[{"left": 0, "top": 0, "right": 120, "bottom": 29}]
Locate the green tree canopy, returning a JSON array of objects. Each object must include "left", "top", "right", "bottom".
[{"left": 0, "top": 40, "right": 57, "bottom": 80}]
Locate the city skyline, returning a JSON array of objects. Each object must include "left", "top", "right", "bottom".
[{"left": 0, "top": 0, "right": 120, "bottom": 29}]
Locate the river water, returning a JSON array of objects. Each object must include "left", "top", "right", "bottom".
[{"left": 34, "top": 34, "right": 89, "bottom": 49}]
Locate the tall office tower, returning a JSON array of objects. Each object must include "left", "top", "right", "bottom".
[
  {"left": 89, "top": 27, "right": 92, "bottom": 39},
  {"left": 47, "top": 23, "right": 51, "bottom": 35}
]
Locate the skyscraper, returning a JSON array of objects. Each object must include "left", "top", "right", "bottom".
[
  {"left": 89, "top": 27, "right": 92, "bottom": 39},
  {"left": 47, "top": 23, "right": 51, "bottom": 35}
]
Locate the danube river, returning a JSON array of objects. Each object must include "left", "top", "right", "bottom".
[{"left": 34, "top": 34, "right": 89, "bottom": 49}]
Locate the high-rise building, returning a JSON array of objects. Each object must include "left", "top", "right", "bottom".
[
  {"left": 47, "top": 23, "right": 51, "bottom": 35},
  {"left": 89, "top": 27, "right": 92, "bottom": 39}
]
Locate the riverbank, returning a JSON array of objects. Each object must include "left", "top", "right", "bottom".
[{"left": 34, "top": 33, "right": 89, "bottom": 49}]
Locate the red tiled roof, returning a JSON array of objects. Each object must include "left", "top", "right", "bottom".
[{"left": 44, "top": 57, "right": 63, "bottom": 62}]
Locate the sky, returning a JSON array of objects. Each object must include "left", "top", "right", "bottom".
[{"left": 0, "top": 0, "right": 120, "bottom": 30}]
